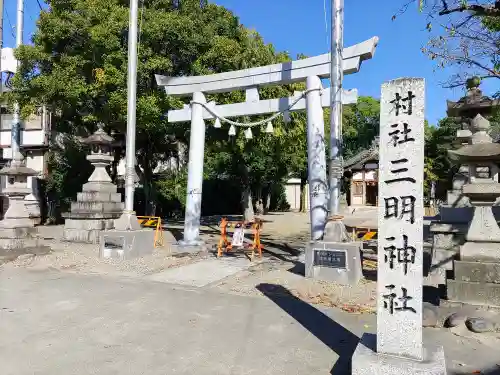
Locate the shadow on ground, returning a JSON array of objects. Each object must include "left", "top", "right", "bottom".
[
  {"left": 452, "top": 368, "right": 500, "bottom": 375},
  {"left": 256, "top": 283, "right": 359, "bottom": 375}
]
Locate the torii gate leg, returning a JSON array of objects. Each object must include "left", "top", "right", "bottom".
[
  {"left": 306, "top": 76, "right": 328, "bottom": 240},
  {"left": 181, "top": 91, "right": 206, "bottom": 247}
]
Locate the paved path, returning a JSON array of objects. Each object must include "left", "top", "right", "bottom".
[{"left": 1, "top": 268, "right": 499, "bottom": 375}]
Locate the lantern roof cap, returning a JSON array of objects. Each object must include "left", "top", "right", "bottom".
[{"left": 81, "top": 123, "right": 114, "bottom": 145}]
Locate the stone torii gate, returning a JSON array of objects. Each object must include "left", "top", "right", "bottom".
[{"left": 156, "top": 36, "right": 378, "bottom": 250}]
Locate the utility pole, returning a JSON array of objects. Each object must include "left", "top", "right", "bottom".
[
  {"left": 115, "top": 0, "right": 141, "bottom": 230},
  {"left": 328, "top": 0, "right": 344, "bottom": 216},
  {"left": 11, "top": 0, "right": 23, "bottom": 167}
]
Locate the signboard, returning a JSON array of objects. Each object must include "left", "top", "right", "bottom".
[
  {"left": 313, "top": 249, "right": 347, "bottom": 269},
  {"left": 1, "top": 48, "right": 17, "bottom": 73},
  {"left": 231, "top": 227, "right": 245, "bottom": 247}
]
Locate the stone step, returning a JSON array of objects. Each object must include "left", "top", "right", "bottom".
[
  {"left": 431, "top": 248, "right": 458, "bottom": 271},
  {"left": 454, "top": 260, "right": 500, "bottom": 284},
  {"left": 447, "top": 279, "right": 500, "bottom": 307},
  {"left": 424, "top": 267, "right": 446, "bottom": 286},
  {"left": 63, "top": 228, "right": 101, "bottom": 244},
  {"left": 77, "top": 191, "right": 122, "bottom": 203},
  {"left": 64, "top": 218, "right": 114, "bottom": 231},
  {"left": 70, "top": 201, "right": 124, "bottom": 213}
]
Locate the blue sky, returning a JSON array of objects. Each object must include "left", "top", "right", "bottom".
[{"left": 3, "top": 0, "right": 497, "bottom": 124}]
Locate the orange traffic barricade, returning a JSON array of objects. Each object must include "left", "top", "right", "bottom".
[{"left": 217, "top": 217, "right": 263, "bottom": 260}]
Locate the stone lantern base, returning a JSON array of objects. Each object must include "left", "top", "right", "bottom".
[{"left": 62, "top": 181, "right": 123, "bottom": 244}]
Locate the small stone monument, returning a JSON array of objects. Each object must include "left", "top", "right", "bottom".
[
  {"left": 62, "top": 124, "right": 123, "bottom": 243},
  {"left": 352, "top": 78, "right": 446, "bottom": 375},
  {"left": 447, "top": 109, "right": 500, "bottom": 306},
  {"left": 305, "top": 241, "right": 362, "bottom": 285}
]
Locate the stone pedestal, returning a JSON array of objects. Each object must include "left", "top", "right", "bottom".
[
  {"left": 62, "top": 124, "right": 123, "bottom": 243},
  {"left": 352, "top": 334, "right": 447, "bottom": 375}
]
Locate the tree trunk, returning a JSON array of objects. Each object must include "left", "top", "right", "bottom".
[
  {"left": 141, "top": 158, "right": 157, "bottom": 217},
  {"left": 264, "top": 185, "right": 271, "bottom": 214},
  {"left": 255, "top": 185, "right": 264, "bottom": 215},
  {"left": 242, "top": 186, "right": 254, "bottom": 222},
  {"left": 299, "top": 177, "right": 307, "bottom": 213}
]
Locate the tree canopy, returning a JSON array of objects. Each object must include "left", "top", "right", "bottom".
[{"left": 395, "top": 0, "right": 499, "bottom": 89}]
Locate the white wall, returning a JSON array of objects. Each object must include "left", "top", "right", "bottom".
[{"left": 285, "top": 178, "right": 309, "bottom": 211}]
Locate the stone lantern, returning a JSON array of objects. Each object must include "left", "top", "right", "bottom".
[
  {"left": 0, "top": 146, "right": 46, "bottom": 252},
  {"left": 445, "top": 79, "right": 500, "bottom": 306},
  {"left": 0, "top": 163, "right": 37, "bottom": 230},
  {"left": 62, "top": 123, "right": 124, "bottom": 243}
]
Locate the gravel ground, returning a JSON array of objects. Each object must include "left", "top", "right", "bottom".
[
  {"left": 2, "top": 225, "right": 202, "bottom": 277},
  {"left": 212, "top": 257, "right": 377, "bottom": 313},
  {"left": 2, "top": 212, "right": 378, "bottom": 312}
]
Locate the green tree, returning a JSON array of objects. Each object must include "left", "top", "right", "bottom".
[{"left": 10, "top": 0, "right": 287, "bottom": 216}]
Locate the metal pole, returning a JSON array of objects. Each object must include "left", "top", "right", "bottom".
[
  {"left": 11, "top": 0, "right": 23, "bottom": 166},
  {"left": 328, "top": 0, "right": 344, "bottom": 215},
  {"left": 115, "top": 0, "right": 141, "bottom": 230},
  {"left": 125, "top": 0, "right": 139, "bottom": 213}
]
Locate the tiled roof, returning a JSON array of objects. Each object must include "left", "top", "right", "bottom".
[{"left": 344, "top": 137, "right": 379, "bottom": 170}]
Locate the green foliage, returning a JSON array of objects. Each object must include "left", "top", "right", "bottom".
[
  {"left": 13, "top": 0, "right": 297, "bottom": 214},
  {"left": 154, "top": 168, "right": 188, "bottom": 212},
  {"left": 45, "top": 136, "right": 93, "bottom": 216},
  {"left": 341, "top": 96, "right": 380, "bottom": 158},
  {"left": 424, "top": 117, "right": 463, "bottom": 199}
]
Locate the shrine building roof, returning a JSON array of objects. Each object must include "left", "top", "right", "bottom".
[{"left": 344, "top": 137, "right": 379, "bottom": 170}]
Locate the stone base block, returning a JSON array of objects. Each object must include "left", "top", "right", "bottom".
[
  {"left": 64, "top": 218, "right": 114, "bottom": 231},
  {"left": 63, "top": 228, "right": 102, "bottom": 244},
  {"left": 323, "top": 220, "right": 350, "bottom": 242},
  {"left": 454, "top": 260, "right": 500, "bottom": 283},
  {"left": 77, "top": 191, "right": 122, "bottom": 203},
  {"left": 171, "top": 240, "right": 208, "bottom": 254},
  {"left": 305, "top": 241, "right": 362, "bottom": 285},
  {"left": 447, "top": 279, "right": 500, "bottom": 306},
  {"left": 460, "top": 242, "right": 500, "bottom": 262},
  {"left": 0, "top": 237, "right": 41, "bottom": 250},
  {"left": 446, "top": 190, "right": 469, "bottom": 207},
  {"left": 0, "top": 227, "right": 38, "bottom": 239},
  {"left": 352, "top": 333, "right": 447, "bottom": 375},
  {"left": 431, "top": 248, "right": 458, "bottom": 271},
  {"left": 430, "top": 222, "right": 467, "bottom": 251},
  {"left": 82, "top": 182, "right": 118, "bottom": 193},
  {"left": 71, "top": 201, "right": 124, "bottom": 213},
  {"left": 0, "top": 218, "right": 35, "bottom": 229},
  {"left": 99, "top": 229, "right": 154, "bottom": 260},
  {"left": 63, "top": 212, "right": 122, "bottom": 220},
  {"left": 424, "top": 267, "right": 447, "bottom": 286}
]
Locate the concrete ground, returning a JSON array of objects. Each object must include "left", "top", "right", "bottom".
[
  {"left": 1, "top": 212, "right": 499, "bottom": 374},
  {"left": 1, "top": 267, "right": 500, "bottom": 375}
]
